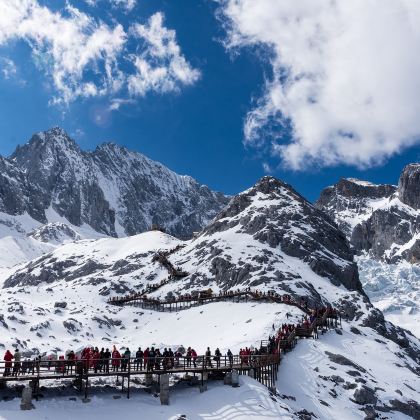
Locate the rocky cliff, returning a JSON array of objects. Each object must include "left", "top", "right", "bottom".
[
  {"left": 0, "top": 127, "right": 229, "bottom": 239},
  {"left": 316, "top": 165, "right": 420, "bottom": 264}
]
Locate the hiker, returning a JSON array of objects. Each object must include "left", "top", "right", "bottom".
[
  {"left": 111, "top": 346, "right": 121, "bottom": 372},
  {"left": 135, "top": 347, "right": 143, "bottom": 370},
  {"left": 3, "top": 350, "right": 13, "bottom": 376},
  {"left": 13, "top": 349, "right": 21, "bottom": 376},
  {"left": 205, "top": 347, "right": 212, "bottom": 368}
]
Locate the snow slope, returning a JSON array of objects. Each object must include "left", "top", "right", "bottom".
[
  {"left": 0, "top": 376, "right": 295, "bottom": 420},
  {"left": 0, "top": 177, "right": 419, "bottom": 418}
]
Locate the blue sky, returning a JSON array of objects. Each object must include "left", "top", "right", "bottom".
[{"left": 0, "top": 0, "right": 419, "bottom": 201}]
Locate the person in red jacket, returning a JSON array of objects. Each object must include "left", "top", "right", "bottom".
[
  {"left": 111, "top": 346, "right": 121, "bottom": 372},
  {"left": 3, "top": 350, "right": 14, "bottom": 376},
  {"left": 191, "top": 348, "right": 197, "bottom": 368}
]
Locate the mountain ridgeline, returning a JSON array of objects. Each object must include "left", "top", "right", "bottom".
[
  {"left": 316, "top": 164, "right": 420, "bottom": 264},
  {"left": 0, "top": 127, "right": 229, "bottom": 239}
]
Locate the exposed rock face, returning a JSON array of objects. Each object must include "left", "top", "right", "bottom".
[
  {"left": 399, "top": 164, "right": 420, "bottom": 209},
  {"left": 315, "top": 178, "right": 396, "bottom": 237},
  {"left": 177, "top": 176, "right": 363, "bottom": 295},
  {"left": 316, "top": 168, "right": 420, "bottom": 264},
  {"left": 2, "top": 127, "right": 229, "bottom": 239},
  {"left": 28, "top": 223, "right": 81, "bottom": 244}
]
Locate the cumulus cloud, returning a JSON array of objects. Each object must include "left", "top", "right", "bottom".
[
  {"left": 219, "top": 0, "right": 420, "bottom": 169},
  {"left": 0, "top": 1, "right": 198, "bottom": 104},
  {"left": 128, "top": 13, "right": 201, "bottom": 96}
]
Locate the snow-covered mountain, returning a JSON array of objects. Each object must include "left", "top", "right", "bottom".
[
  {"left": 1, "top": 127, "right": 229, "bottom": 242},
  {"left": 316, "top": 164, "right": 420, "bottom": 264},
  {"left": 316, "top": 164, "right": 420, "bottom": 336},
  {"left": 1, "top": 176, "right": 419, "bottom": 418}
]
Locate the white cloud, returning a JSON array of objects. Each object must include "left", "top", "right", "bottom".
[
  {"left": 0, "top": 2, "right": 198, "bottom": 104},
  {"left": 128, "top": 12, "right": 200, "bottom": 96},
  {"left": 0, "top": 57, "right": 17, "bottom": 79},
  {"left": 85, "top": 0, "right": 136, "bottom": 12},
  {"left": 0, "top": 0, "right": 126, "bottom": 104},
  {"left": 219, "top": 0, "right": 420, "bottom": 170}
]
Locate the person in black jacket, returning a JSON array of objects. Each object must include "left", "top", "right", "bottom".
[
  {"left": 205, "top": 347, "right": 212, "bottom": 368},
  {"left": 135, "top": 347, "right": 143, "bottom": 370},
  {"left": 214, "top": 348, "right": 221, "bottom": 368},
  {"left": 104, "top": 348, "right": 111, "bottom": 373}
]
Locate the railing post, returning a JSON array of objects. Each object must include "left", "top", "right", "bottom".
[{"left": 127, "top": 358, "right": 131, "bottom": 399}]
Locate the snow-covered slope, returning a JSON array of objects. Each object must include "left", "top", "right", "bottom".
[
  {"left": 316, "top": 164, "right": 420, "bottom": 340},
  {"left": 1, "top": 127, "right": 229, "bottom": 240},
  {"left": 1, "top": 177, "right": 419, "bottom": 418}
]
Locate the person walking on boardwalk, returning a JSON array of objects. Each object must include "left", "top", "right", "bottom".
[
  {"left": 13, "top": 349, "right": 21, "bottom": 376},
  {"left": 99, "top": 348, "right": 105, "bottom": 372},
  {"left": 135, "top": 347, "right": 143, "bottom": 370},
  {"left": 111, "top": 346, "right": 121, "bottom": 372},
  {"left": 3, "top": 350, "right": 13, "bottom": 376},
  {"left": 205, "top": 347, "right": 212, "bottom": 368},
  {"left": 214, "top": 348, "right": 221, "bottom": 368}
]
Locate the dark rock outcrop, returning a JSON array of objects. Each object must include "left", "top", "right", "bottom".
[{"left": 399, "top": 163, "right": 420, "bottom": 209}]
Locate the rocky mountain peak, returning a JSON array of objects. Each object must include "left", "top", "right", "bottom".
[
  {"left": 199, "top": 176, "right": 362, "bottom": 293},
  {"left": 0, "top": 127, "right": 229, "bottom": 239},
  {"left": 398, "top": 163, "right": 420, "bottom": 209}
]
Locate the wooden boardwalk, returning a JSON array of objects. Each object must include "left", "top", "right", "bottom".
[{"left": 0, "top": 287, "right": 341, "bottom": 403}]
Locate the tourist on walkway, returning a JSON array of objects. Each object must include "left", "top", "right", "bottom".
[
  {"left": 214, "top": 348, "right": 221, "bottom": 368},
  {"left": 3, "top": 350, "right": 13, "bottom": 376},
  {"left": 13, "top": 349, "right": 21, "bottom": 376},
  {"left": 135, "top": 347, "right": 143, "bottom": 370},
  {"left": 111, "top": 346, "right": 121, "bottom": 372},
  {"left": 205, "top": 347, "right": 212, "bottom": 368}
]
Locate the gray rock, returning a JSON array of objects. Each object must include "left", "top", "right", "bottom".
[
  {"left": 54, "top": 302, "right": 67, "bottom": 309},
  {"left": 390, "top": 399, "right": 420, "bottom": 419},
  {"left": 353, "top": 386, "right": 377, "bottom": 405},
  {"left": 399, "top": 163, "right": 420, "bottom": 209}
]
